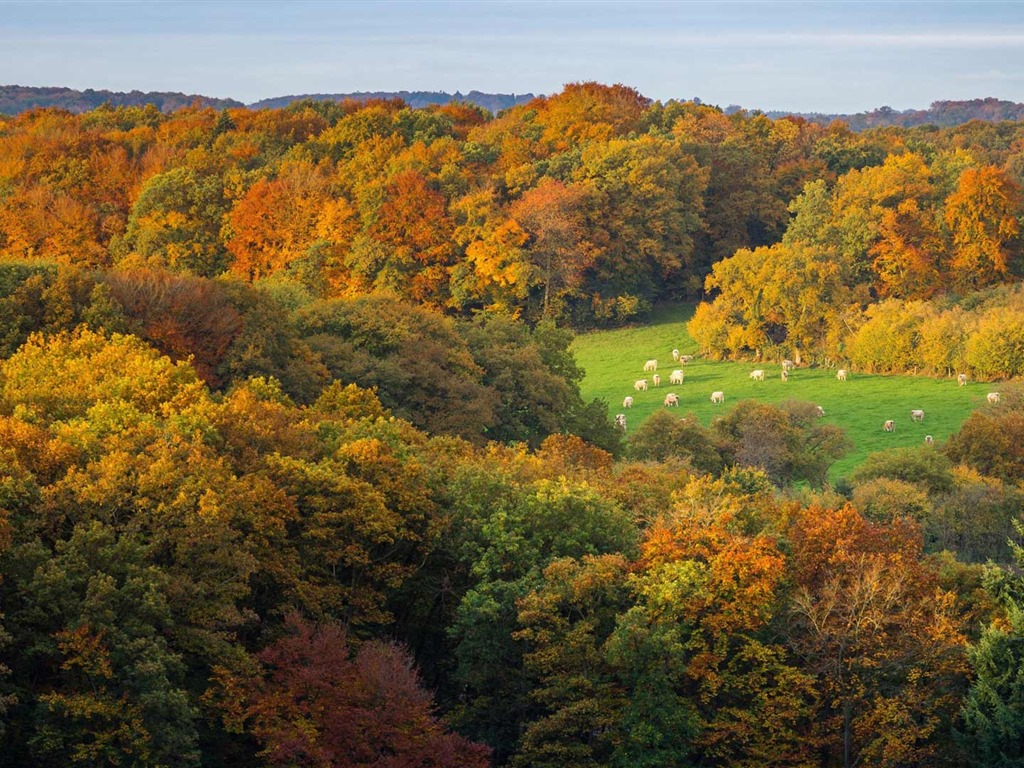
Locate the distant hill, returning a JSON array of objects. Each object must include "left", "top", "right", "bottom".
[
  {"left": 0, "top": 85, "right": 244, "bottom": 115},
  {"left": 248, "top": 90, "right": 536, "bottom": 113},
  {"left": 756, "top": 98, "right": 1024, "bottom": 131}
]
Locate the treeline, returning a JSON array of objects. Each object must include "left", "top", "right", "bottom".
[
  {"left": 766, "top": 97, "right": 1024, "bottom": 131},
  {"left": 249, "top": 90, "right": 536, "bottom": 113},
  {"left": 1, "top": 297, "right": 1024, "bottom": 764},
  {"left": 0, "top": 82, "right": 901, "bottom": 327},
  {"left": 690, "top": 145, "right": 1024, "bottom": 376},
  {"left": 0, "top": 262, "right": 614, "bottom": 449}
]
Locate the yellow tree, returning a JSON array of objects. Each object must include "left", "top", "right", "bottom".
[{"left": 944, "top": 165, "right": 1023, "bottom": 291}]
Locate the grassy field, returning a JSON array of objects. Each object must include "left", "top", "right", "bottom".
[{"left": 572, "top": 304, "right": 991, "bottom": 478}]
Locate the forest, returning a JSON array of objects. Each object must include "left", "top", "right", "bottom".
[{"left": 1, "top": 82, "right": 1024, "bottom": 766}]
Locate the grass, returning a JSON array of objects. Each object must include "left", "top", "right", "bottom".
[{"left": 572, "top": 304, "right": 991, "bottom": 478}]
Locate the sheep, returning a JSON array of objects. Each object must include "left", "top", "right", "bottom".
[
  {"left": 884, "top": 419, "right": 895, "bottom": 432},
  {"left": 782, "top": 359, "right": 795, "bottom": 371},
  {"left": 988, "top": 392, "right": 1001, "bottom": 404},
  {"left": 837, "top": 368, "right": 848, "bottom": 381},
  {"left": 750, "top": 369, "right": 765, "bottom": 382},
  {"left": 781, "top": 370, "right": 789, "bottom": 382},
  {"left": 644, "top": 359, "right": 658, "bottom": 372},
  {"left": 634, "top": 379, "right": 648, "bottom": 391},
  {"left": 614, "top": 414, "right": 628, "bottom": 432},
  {"left": 652, "top": 373, "right": 662, "bottom": 387},
  {"left": 958, "top": 373, "right": 968, "bottom": 386},
  {"left": 925, "top": 435, "right": 934, "bottom": 445},
  {"left": 664, "top": 392, "right": 679, "bottom": 407},
  {"left": 815, "top": 405, "right": 825, "bottom": 417},
  {"left": 711, "top": 391, "right": 725, "bottom": 404},
  {"left": 911, "top": 409, "right": 925, "bottom": 422},
  {"left": 679, "top": 355, "right": 694, "bottom": 364},
  {"left": 672, "top": 348, "right": 680, "bottom": 362},
  {"left": 669, "top": 369, "right": 684, "bottom": 385},
  {"left": 623, "top": 396, "right": 634, "bottom": 408}
]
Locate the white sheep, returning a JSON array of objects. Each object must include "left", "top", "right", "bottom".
[
  {"left": 925, "top": 435, "right": 934, "bottom": 445},
  {"left": 815, "top": 405, "right": 825, "bottom": 417},
  {"left": 652, "top": 373, "right": 661, "bottom": 387},
  {"left": 623, "top": 396, "right": 634, "bottom": 408},
  {"left": 837, "top": 369, "right": 848, "bottom": 381},
  {"left": 634, "top": 379, "right": 648, "bottom": 392},
  {"left": 643, "top": 359, "right": 658, "bottom": 372},
  {"left": 750, "top": 369, "right": 765, "bottom": 381},
  {"left": 988, "top": 392, "right": 1001, "bottom": 404},
  {"left": 911, "top": 409, "right": 925, "bottom": 422},
  {"left": 958, "top": 373, "right": 968, "bottom": 386},
  {"left": 710, "top": 391, "right": 725, "bottom": 404},
  {"left": 664, "top": 392, "right": 679, "bottom": 407},
  {"left": 669, "top": 369, "right": 684, "bottom": 385},
  {"left": 781, "top": 370, "right": 789, "bottom": 382},
  {"left": 614, "top": 414, "right": 627, "bottom": 432},
  {"left": 883, "top": 419, "right": 895, "bottom": 432},
  {"left": 679, "top": 354, "right": 694, "bottom": 364},
  {"left": 671, "top": 348, "right": 680, "bottom": 361},
  {"left": 782, "top": 359, "right": 795, "bottom": 371}
]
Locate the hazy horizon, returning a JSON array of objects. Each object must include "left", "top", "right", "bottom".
[{"left": 3, "top": 0, "right": 1024, "bottom": 113}]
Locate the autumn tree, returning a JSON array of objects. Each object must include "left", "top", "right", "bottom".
[
  {"left": 225, "top": 160, "right": 358, "bottom": 288},
  {"left": 787, "top": 504, "right": 969, "bottom": 767},
  {"left": 510, "top": 177, "right": 590, "bottom": 319},
  {"left": 121, "top": 166, "right": 230, "bottom": 277},
  {"left": 215, "top": 614, "right": 490, "bottom": 768},
  {"left": 945, "top": 166, "right": 1023, "bottom": 291}
]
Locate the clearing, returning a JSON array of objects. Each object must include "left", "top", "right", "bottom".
[{"left": 572, "top": 304, "right": 990, "bottom": 478}]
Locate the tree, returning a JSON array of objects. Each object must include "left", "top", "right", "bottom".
[
  {"left": 122, "top": 167, "right": 230, "bottom": 277},
  {"left": 215, "top": 613, "right": 490, "bottom": 768},
  {"left": 958, "top": 533, "right": 1024, "bottom": 766},
  {"left": 945, "top": 166, "right": 1023, "bottom": 291},
  {"left": 787, "top": 504, "right": 969, "bottom": 768},
  {"left": 225, "top": 160, "right": 358, "bottom": 287},
  {"left": 713, "top": 400, "right": 849, "bottom": 487},
  {"left": 510, "top": 178, "right": 591, "bottom": 319}
]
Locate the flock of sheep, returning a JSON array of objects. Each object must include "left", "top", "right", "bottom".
[{"left": 614, "top": 350, "right": 1002, "bottom": 445}]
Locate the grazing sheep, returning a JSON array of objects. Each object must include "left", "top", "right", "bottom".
[
  {"left": 679, "top": 355, "right": 694, "bottom": 364},
  {"left": 911, "top": 409, "right": 925, "bottom": 422},
  {"left": 815, "top": 405, "right": 825, "bottom": 417},
  {"left": 644, "top": 359, "right": 658, "bottom": 372},
  {"left": 634, "top": 379, "right": 648, "bottom": 391},
  {"left": 652, "top": 373, "right": 662, "bottom": 387},
  {"left": 623, "top": 396, "right": 634, "bottom": 408},
  {"left": 664, "top": 392, "right": 679, "bottom": 407},
  {"left": 672, "top": 348, "right": 680, "bottom": 361},
  {"left": 782, "top": 359, "right": 795, "bottom": 371},
  {"left": 958, "top": 373, "right": 968, "bottom": 386},
  {"left": 669, "top": 369, "right": 684, "bottom": 385},
  {"left": 837, "top": 368, "right": 848, "bottom": 381},
  {"left": 711, "top": 391, "right": 725, "bottom": 404},
  {"left": 988, "top": 392, "right": 1001, "bottom": 404},
  {"left": 750, "top": 369, "right": 765, "bottom": 381},
  {"left": 614, "top": 414, "right": 627, "bottom": 432},
  {"left": 925, "top": 435, "right": 934, "bottom": 445},
  {"left": 781, "top": 370, "right": 789, "bottom": 382},
  {"left": 884, "top": 420, "right": 895, "bottom": 432}
]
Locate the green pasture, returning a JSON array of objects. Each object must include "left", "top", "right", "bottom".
[{"left": 572, "top": 304, "right": 992, "bottom": 478}]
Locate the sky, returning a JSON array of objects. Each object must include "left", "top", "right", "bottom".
[{"left": 2, "top": 0, "right": 1024, "bottom": 113}]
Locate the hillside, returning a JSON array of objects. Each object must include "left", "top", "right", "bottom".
[
  {"left": 760, "top": 97, "right": 1024, "bottom": 130},
  {"left": 0, "top": 84, "right": 243, "bottom": 114}
]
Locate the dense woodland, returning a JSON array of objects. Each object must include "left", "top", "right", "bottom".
[{"left": 2, "top": 83, "right": 1024, "bottom": 766}]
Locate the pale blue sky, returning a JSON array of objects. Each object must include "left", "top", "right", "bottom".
[{"left": 2, "top": 1, "right": 1024, "bottom": 112}]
